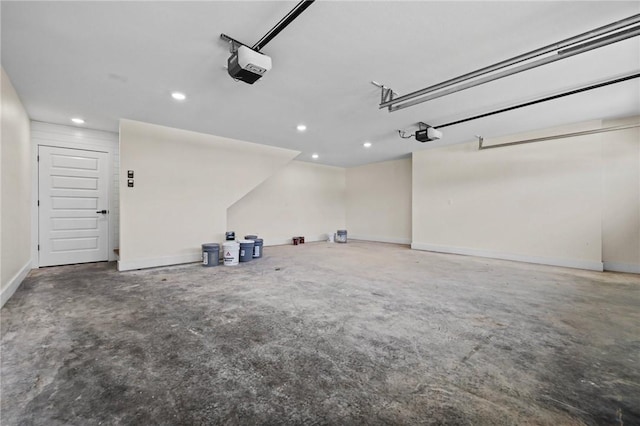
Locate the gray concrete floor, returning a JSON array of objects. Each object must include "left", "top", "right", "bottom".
[{"left": 1, "top": 241, "right": 639, "bottom": 425}]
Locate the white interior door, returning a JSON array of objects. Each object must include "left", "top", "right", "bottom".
[{"left": 38, "top": 145, "right": 109, "bottom": 266}]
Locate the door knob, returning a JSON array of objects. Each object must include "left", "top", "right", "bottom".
[{"left": 96, "top": 210, "right": 108, "bottom": 214}]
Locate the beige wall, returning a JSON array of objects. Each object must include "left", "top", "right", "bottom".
[
  {"left": 346, "top": 158, "right": 411, "bottom": 244},
  {"left": 1, "top": 67, "right": 32, "bottom": 306},
  {"left": 118, "top": 119, "right": 299, "bottom": 270},
  {"left": 228, "top": 161, "right": 346, "bottom": 245},
  {"left": 412, "top": 121, "right": 605, "bottom": 271},
  {"left": 602, "top": 116, "right": 640, "bottom": 273}
]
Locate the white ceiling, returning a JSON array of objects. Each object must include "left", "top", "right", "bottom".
[{"left": 2, "top": 1, "right": 639, "bottom": 167}]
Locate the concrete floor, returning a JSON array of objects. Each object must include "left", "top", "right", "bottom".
[{"left": 1, "top": 241, "right": 639, "bottom": 425}]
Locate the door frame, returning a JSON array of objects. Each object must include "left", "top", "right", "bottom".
[{"left": 31, "top": 121, "right": 119, "bottom": 268}]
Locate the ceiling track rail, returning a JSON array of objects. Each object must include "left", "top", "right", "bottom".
[
  {"left": 378, "top": 13, "right": 640, "bottom": 112},
  {"left": 478, "top": 122, "right": 640, "bottom": 150},
  {"left": 433, "top": 70, "right": 640, "bottom": 129},
  {"left": 253, "top": 0, "right": 315, "bottom": 52},
  {"left": 220, "top": 0, "right": 314, "bottom": 53}
]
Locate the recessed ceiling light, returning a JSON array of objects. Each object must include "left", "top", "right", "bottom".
[
  {"left": 297, "top": 124, "right": 307, "bottom": 132},
  {"left": 311, "top": 153, "right": 319, "bottom": 159},
  {"left": 363, "top": 142, "right": 372, "bottom": 148},
  {"left": 171, "top": 92, "right": 186, "bottom": 101},
  {"left": 71, "top": 118, "right": 85, "bottom": 124}
]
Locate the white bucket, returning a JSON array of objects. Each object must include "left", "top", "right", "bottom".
[{"left": 222, "top": 241, "right": 240, "bottom": 266}]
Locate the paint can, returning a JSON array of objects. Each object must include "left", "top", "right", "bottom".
[
  {"left": 336, "top": 230, "right": 347, "bottom": 243},
  {"left": 238, "top": 239, "right": 255, "bottom": 262},
  {"left": 201, "top": 243, "right": 220, "bottom": 267},
  {"left": 252, "top": 238, "right": 264, "bottom": 258},
  {"left": 222, "top": 241, "right": 240, "bottom": 266}
]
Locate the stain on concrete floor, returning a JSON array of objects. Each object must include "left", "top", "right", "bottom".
[{"left": 1, "top": 241, "right": 639, "bottom": 425}]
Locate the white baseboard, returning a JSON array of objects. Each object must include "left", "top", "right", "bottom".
[
  {"left": 1, "top": 261, "right": 32, "bottom": 308},
  {"left": 265, "top": 234, "right": 411, "bottom": 246},
  {"left": 411, "top": 242, "right": 604, "bottom": 272},
  {"left": 118, "top": 253, "right": 200, "bottom": 271},
  {"left": 264, "top": 238, "right": 293, "bottom": 247},
  {"left": 263, "top": 234, "right": 329, "bottom": 247},
  {"left": 349, "top": 235, "right": 411, "bottom": 245},
  {"left": 112, "top": 244, "right": 627, "bottom": 274},
  {"left": 603, "top": 261, "right": 640, "bottom": 274},
  {"left": 117, "top": 237, "right": 334, "bottom": 270}
]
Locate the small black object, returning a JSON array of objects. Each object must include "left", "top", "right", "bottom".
[
  {"left": 127, "top": 170, "right": 134, "bottom": 178},
  {"left": 127, "top": 179, "right": 134, "bottom": 187},
  {"left": 225, "top": 231, "right": 235, "bottom": 241}
]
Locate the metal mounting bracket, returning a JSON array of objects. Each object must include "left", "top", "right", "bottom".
[
  {"left": 220, "top": 33, "right": 248, "bottom": 53},
  {"left": 381, "top": 87, "right": 395, "bottom": 105},
  {"left": 371, "top": 81, "right": 398, "bottom": 110}
]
